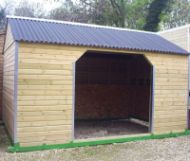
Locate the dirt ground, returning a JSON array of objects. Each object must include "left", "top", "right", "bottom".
[
  {"left": 1, "top": 125, "right": 190, "bottom": 161},
  {"left": 75, "top": 119, "right": 148, "bottom": 139}
]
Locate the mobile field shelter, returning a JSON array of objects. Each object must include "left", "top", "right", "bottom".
[{"left": 3, "top": 16, "right": 190, "bottom": 151}]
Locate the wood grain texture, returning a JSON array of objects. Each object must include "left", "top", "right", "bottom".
[
  {"left": 17, "top": 43, "right": 85, "bottom": 146},
  {"left": 145, "top": 53, "right": 188, "bottom": 133},
  {"left": 17, "top": 42, "right": 188, "bottom": 146},
  {"left": 159, "top": 27, "right": 190, "bottom": 112},
  {"left": 3, "top": 25, "right": 15, "bottom": 141}
]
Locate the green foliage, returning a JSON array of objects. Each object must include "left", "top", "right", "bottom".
[
  {"left": 0, "top": 8, "right": 5, "bottom": 30},
  {"left": 10, "top": 0, "right": 188, "bottom": 31},
  {"left": 143, "top": 0, "right": 171, "bottom": 31},
  {"left": 49, "top": 0, "right": 153, "bottom": 29},
  {"left": 160, "top": 0, "right": 190, "bottom": 29},
  {"left": 126, "top": 0, "right": 152, "bottom": 29},
  {"left": 14, "top": 0, "right": 46, "bottom": 18},
  {"left": 0, "top": 6, "right": 6, "bottom": 30}
]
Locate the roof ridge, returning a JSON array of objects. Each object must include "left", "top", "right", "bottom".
[{"left": 6, "top": 15, "right": 156, "bottom": 35}]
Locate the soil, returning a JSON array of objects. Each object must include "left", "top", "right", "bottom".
[{"left": 75, "top": 119, "right": 148, "bottom": 139}]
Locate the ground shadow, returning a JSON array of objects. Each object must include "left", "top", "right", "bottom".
[{"left": 0, "top": 125, "right": 10, "bottom": 152}]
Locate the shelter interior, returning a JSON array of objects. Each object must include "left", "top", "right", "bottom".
[{"left": 74, "top": 51, "right": 152, "bottom": 139}]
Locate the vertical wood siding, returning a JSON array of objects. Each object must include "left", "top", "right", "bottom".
[
  {"left": 17, "top": 43, "right": 188, "bottom": 146},
  {"left": 3, "top": 25, "right": 16, "bottom": 141}
]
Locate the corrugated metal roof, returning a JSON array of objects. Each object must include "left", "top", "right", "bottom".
[{"left": 7, "top": 16, "right": 189, "bottom": 55}]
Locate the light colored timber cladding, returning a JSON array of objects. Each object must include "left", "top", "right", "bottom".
[
  {"left": 17, "top": 115, "right": 72, "bottom": 122},
  {"left": 18, "top": 69, "right": 73, "bottom": 75},
  {"left": 18, "top": 120, "right": 72, "bottom": 127},
  {"left": 147, "top": 53, "right": 188, "bottom": 133},
  {"left": 18, "top": 105, "right": 72, "bottom": 111},
  {"left": 159, "top": 27, "right": 190, "bottom": 90},
  {"left": 18, "top": 132, "right": 71, "bottom": 142},
  {"left": 154, "top": 116, "right": 186, "bottom": 123},
  {"left": 18, "top": 80, "right": 72, "bottom": 85},
  {"left": 153, "top": 97, "right": 187, "bottom": 102},
  {"left": 20, "top": 139, "right": 71, "bottom": 147},
  {"left": 19, "top": 59, "right": 77, "bottom": 65},
  {"left": 19, "top": 75, "right": 73, "bottom": 80},
  {"left": 17, "top": 43, "right": 80, "bottom": 145},
  {"left": 18, "top": 100, "right": 72, "bottom": 106},
  {"left": 0, "top": 32, "right": 5, "bottom": 54},
  {"left": 154, "top": 126, "right": 186, "bottom": 134},
  {"left": 18, "top": 90, "right": 72, "bottom": 96},
  {"left": 18, "top": 96, "right": 73, "bottom": 100},
  {"left": 18, "top": 85, "right": 73, "bottom": 90},
  {"left": 154, "top": 106, "right": 188, "bottom": 111},
  {"left": 19, "top": 63, "right": 72, "bottom": 70},
  {"left": 154, "top": 121, "right": 186, "bottom": 127},
  {"left": 19, "top": 53, "right": 79, "bottom": 60},
  {"left": 154, "top": 110, "right": 187, "bottom": 116},
  {"left": 18, "top": 110, "right": 72, "bottom": 116},
  {"left": 2, "top": 25, "right": 15, "bottom": 141},
  {"left": 4, "top": 25, "right": 14, "bottom": 51},
  {"left": 18, "top": 125, "right": 72, "bottom": 133},
  {"left": 16, "top": 42, "right": 189, "bottom": 146},
  {"left": 18, "top": 130, "right": 72, "bottom": 138},
  {"left": 0, "top": 53, "right": 3, "bottom": 120}
]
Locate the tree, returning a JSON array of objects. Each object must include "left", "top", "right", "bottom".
[
  {"left": 109, "top": 0, "right": 127, "bottom": 27},
  {"left": 14, "top": 0, "right": 45, "bottom": 18},
  {"left": 126, "top": 0, "right": 152, "bottom": 30},
  {"left": 49, "top": 0, "right": 113, "bottom": 25},
  {"left": 9, "top": 0, "right": 174, "bottom": 31},
  {"left": 0, "top": 6, "right": 6, "bottom": 30},
  {"left": 143, "top": 0, "right": 171, "bottom": 31},
  {"left": 49, "top": 0, "right": 90, "bottom": 22},
  {"left": 49, "top": 0, "right": 150, "bottom": 28},
  {"left": 160, "top": 0, "right": 190, "bottom": 29}
]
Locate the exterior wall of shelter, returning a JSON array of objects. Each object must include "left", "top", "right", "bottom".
[
  {"left": 3, "top": 25, "right": 16, "bottom": 142},
  {"left": 15, "top": 42, "right": 189, "bottom": 146}
]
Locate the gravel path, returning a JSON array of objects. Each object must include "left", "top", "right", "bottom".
[{"left": 0, "top": 125, "right": 190, "bottom": 161}]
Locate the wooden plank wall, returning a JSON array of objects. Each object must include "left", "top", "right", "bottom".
[
  {"left": 17, "top": 43, "right": 85, "bottom": 146},
  {"left": 3, "top": 25, "right": 16, "bottom": 141},
  {"left": 0, "top": 31, "right": 5, "bottom": 120},
  {"left": 17, "top": 43, "right": 188, "bottom": 146},
  {"left": 146, "top": 53, "right": 188, "bottom": 133},
  {"left": 159, "top": 27, "right": 190, "bottom": 129}
]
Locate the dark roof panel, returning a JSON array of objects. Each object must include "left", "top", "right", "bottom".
[{"left": 7, "top": 16, "right": 188, "bottom": 55}]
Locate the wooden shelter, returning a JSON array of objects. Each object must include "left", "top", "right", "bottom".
[{"left": 3, "top": 16, "right": 189, "bottom": 149}]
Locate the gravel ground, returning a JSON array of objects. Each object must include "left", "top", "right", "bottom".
[{"left": 1, "top": 125, "right": 190, "bottom": 161}]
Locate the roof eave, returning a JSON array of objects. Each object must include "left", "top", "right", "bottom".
[{"left": 17, "top": 40, "right": 189, "bottom": 56}]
